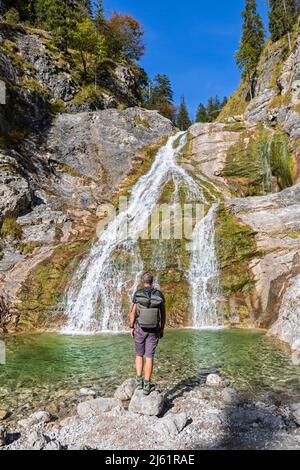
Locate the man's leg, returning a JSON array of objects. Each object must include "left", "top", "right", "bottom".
[
  {"left": 136, "top": 355, "right": 143, "bottom": 377},
  {"left": 144, "top": 357, "right": 153, "bottom": 381}
]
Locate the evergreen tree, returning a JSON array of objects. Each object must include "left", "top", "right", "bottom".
[
  {"left": 94, "top": 0, "right": 105, "bottom": 27},
  {"left": 147, "top": 74, "right": 176, "bottom": 121},
  {"left": 269, "top": 0, "right": 297, "bottom": 45},
  {"left": 196, "top": 103, "right": 208, "bottom": 122},
  {"left": 235, "top": 0, "right": 265, "bottom": 80},
  {"left": 78, "top": 0, "right": 93, "bottom": 17},
  {"left": 176, "top": 95, "right": 192, "bottom": 130}
]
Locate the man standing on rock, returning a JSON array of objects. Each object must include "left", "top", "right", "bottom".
[{"left": 130, "top": 273, "right": 166, "bottom": 396}]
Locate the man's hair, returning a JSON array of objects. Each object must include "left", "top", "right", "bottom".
[{"left": 142, "top": 272, "right": 154, "bottom": 285}]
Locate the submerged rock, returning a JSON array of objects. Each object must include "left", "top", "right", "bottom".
[
  {"left": 128, "top": 389, "right": 165, "bottom": 416},
  {"left": 79, "top": 387, "right": 98, "bottom": 397},
  {"left": 155, "top": 412, "right": 188, "bottom": 438},
  {"left": 221, "top": 388, "right": 241, "bottom": 405},
  {"left": 77, "top": 397, "right": 124, "bottom": 417},
  {"left": 114, "top": 378, "right": 136, "bottom": 401},
  {"left": 206, "top": 374, "right": 228, "bottom": 388}
]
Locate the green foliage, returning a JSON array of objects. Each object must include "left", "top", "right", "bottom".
[
  {"left": 4, "top": 7, "right": 20, "bottom": 24},
  {"left": 196, "top": 96, "right": 228, "bottom": 123},
  {"left": 269, "top": 0, "right": 297, "bottom": 42},
  {"left": 104, "top": 13, "right": 145, "bottom": 62},
  {"left": 134, "top": 114, "right": 150, "bottom": 128},
  {"left": 146, "top": 74, "right": 176, "bottom": 122},
  {"left": 70, "top": 17, "right": 106, "bottom": 79},
  {"left": 176, "top": 95, "right": 192, "bottom": 130},
  {"left": 235, "top": 0, "right": 265, "bottom": 78},
  {"left": 1, "top": 216, "right": 23, "bottom": 241},
  {"left": 217, "top": 82, "right": 248, "bottom": 121}
]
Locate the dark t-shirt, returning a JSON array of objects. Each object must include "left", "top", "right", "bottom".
[{"left": 132, "top": 287, "right": 165, "bottom": 305}]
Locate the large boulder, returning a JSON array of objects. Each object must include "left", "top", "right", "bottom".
[
  {"left": 128, "top": 389, "right": 165, "bottom": 416},
  {"left": 77, "top": 397, "right": 124, "bottom": 417},
  {"left": 114, "top": 378, "right": 136, "bottom": 401},
  {"left": 155, "top": 412, "right": 188, "bottom": 438}
]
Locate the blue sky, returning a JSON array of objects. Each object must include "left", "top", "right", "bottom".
[{"left": 103, "top": 1, "right": 269, "bottom": 119}]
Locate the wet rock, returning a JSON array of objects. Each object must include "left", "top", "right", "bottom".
[
  {"left": 18, "top": 410, "right": 52, "bottom": 428},
  {"left": 77, "top": 397, "right": 124, "bottom": 417},
  {"left": 0, "top": 426, "right": 7, "bottom": 447},
  {"left": 114, "top": 378, "right": 136, "bottom": 401},
  {"left": 206, "top": 374, "right": 228, "bottom": 388},
  {"left": 0, "top": 409, "right": 9, "bottom": 421},
  {"left": 26, "top": 430, "right": 48, "bottom": 450},
  {"left": 221, "top": 388, "right": 241, "bottom": 405},
  {"left": 155, "top": 412, "right": 188, "bottom": 438},
  {"left": 128, "top": 389, "right": 165, "bottom": 416}
]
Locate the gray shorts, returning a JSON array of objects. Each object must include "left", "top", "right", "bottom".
[{"left": 134, "top": 325, "right": 159, "bottom": 359}]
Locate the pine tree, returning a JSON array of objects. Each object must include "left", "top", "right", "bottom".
[
  {"left": 196, "top": 103, "right": 208, "bottom": 123},
  {"left": 94, "top": 0, "right": 105, "bottom": 27},
  {"left": 235, "top": 0, "right": 265, "bottom": 80},
  {"left": 78, "top": 0, "right": 93, "bottom": 17},
  {"left": 269, "top": 0, "right": 297, "bottom": 46},
  {"left": 151, "top": 74, "right": 174, "bottom": 104},
  {"left": 176, "top": 95, "right": 192, "bottom": 130}
]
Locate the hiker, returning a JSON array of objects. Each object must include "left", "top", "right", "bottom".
[{"left": 130, "top": 272, "right": 166, "bottom": 396}]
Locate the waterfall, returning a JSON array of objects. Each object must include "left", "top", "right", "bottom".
[
  {"left": 189, "top": 205, "right": 222, "bottom": 328},
  {"left": 62, "top": 131, "right": 222, "bottom": 334}
]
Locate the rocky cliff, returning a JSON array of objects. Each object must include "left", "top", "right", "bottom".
[{"left": 184, "top": 30, "right": 300, "bottom": 356}]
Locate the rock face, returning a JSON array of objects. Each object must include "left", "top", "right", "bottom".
[{"left": 128, "top": 389, "right": 165, "bottom": 416}]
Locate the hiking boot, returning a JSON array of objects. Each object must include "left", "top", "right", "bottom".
[
  {"left": 135, "top": 376, "right": 143, "bottom": 390},
  {"left": 143, "top": 380, "right": 155, "bottom": 396}
]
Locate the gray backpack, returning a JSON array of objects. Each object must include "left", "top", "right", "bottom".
[{"left": 135, "top": 289, "right": 163, "bottom": 329}]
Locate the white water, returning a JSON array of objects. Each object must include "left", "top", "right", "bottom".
[
  {"left": 189, "top": 205, "right": 222, "bottom": 328},
  {"left": 63, "top": 131, "right": 219, "bottom": 334}
]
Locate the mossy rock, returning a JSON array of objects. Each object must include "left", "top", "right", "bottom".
[{"left": 215, "top": 205, "right": 259, "bottom": 295}]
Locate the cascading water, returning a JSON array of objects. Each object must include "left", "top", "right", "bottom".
[
  {"left": 189, "top": 205, "right": 222, "bottom": 328},
  {"left": 62, "top": 130, "right": 223, "bottom": 334}
]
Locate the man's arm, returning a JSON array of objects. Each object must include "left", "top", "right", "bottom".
[
  {"left": 130, "top": 304, "right": 137, "bottom": 337},
  {"left": 160, "top": 303, "right": 166, "bottom": 338}
]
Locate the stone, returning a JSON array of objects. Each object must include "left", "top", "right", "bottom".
[
  {"left": 128, "top": 389, "right": 165, "bottom": 416},
  {"left": 292, "top": 352, "right": 300, "bottom": 366},
  {"left": 0, "top": 409, "right": 9, "bottom": 421},
  {"left": 221, "top": 388, "right": 241, "bottom": 405},
  {"left": 77, "top": 397, "right": 124, "bottom": 417},
  {"left": 44, "top": 440, "right": 63, "bottom": 451},
  {"left": 206, "top": 374, "right": 228, "bottom": 388},
  {"left": 18, "top": 410, "right": 52, "bottom": 428},
  {"left": 79, "top": 387, "right": 97, "bottom": 397},
  {"left": 114, "top": 378, "right": 136, "bottom": 401},
  {"left": 26, "top": 431, "right": 48, "bottom": 450},
  {"left": 0, "top": 426, "right": 7, "bottom": 447},
  {"left": 290, "top": 403, "right": 300, "bottom": 425},
  {"left": 155, "top": 413, "right": 188, "bottom": 438}
]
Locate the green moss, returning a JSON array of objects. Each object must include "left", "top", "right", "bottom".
[
  {"left": 223, "top": 121, "right": 246, "bottom": 133},
  {"left": 268, "top": 92, "right": 292, "bottom": 109},
  {"left": 1, "top": 216, "right": 23, "bottom": 240},
  {"left": 17, "top": 241, "right": 41, "bottom": 255},
  {"left": 72, "top": 84, "right": 106, "bottom": 106},
  {"left": 217, "top": 81, "right": 248, "bottom": 121},
  {"left": 17, "top": 241, "right": 91, "bottom": 330},
  {"left": 223, "top": 128, "right": 294, "bottom": 196},
  {"left": 134, "top": 115, "right": 150, "bottom": 128},
  {"left": 215, "top": 205, "right": 259, "bottom": 295},
  {"left": 287, "top": 231, "right": 300, "bottom": 239}
]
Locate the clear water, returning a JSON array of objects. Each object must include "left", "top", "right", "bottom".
[{"left": 0, "top": 329, "right": 300, "bottom": 417}]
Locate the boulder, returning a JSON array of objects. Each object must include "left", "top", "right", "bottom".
[
  {"left": 155, "top": 412, "right": 188, "bottom": 438},
  {"left": 114, "top": 378, "right": 136, "bottom": 401},
  {"left": 206, "top": 374, "right": 228, "bottom": 388},
  {"left": 221, "top": 388, "right": 241, "bottom": 405},
  {"left": 0, "top": 409, "right": 9, "bottom": 421},
  {"left": 26, "top": 431, "right": 48, "bottom": 450},
  {"left": 290, "top": 403, "right": 300, "bottom": 425},
  {"left": 128, "top": 389, "right": 164, "bottom": 416},
  {"left": 44, "top": 440, "right": 63, "bottom": 451},
  {"left": 18, "top": 410, "right": 52, "bottom": 428},
  {"left": 0, "top": 426, "right": 6, "bottom": 447},
  {"left": 77, "top": 397, "right": 124, "bottom": 417}
]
